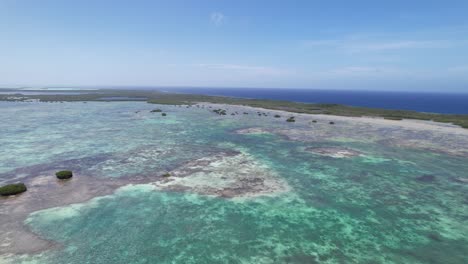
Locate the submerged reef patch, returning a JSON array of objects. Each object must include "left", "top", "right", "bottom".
[
  {"left": 0, "top": 148, "right": 289, "bottom": 255},
  {"left": 155, "top": 151, "right": 290, "bottom": 198},
  {"left": 234, "top": 127, "right": 271, "bottom": 135},
  {"left": 415, "top": 174, "right": 437, "bottom": 183},
  {"left": 305, "top": 147, "right": 363, "bottom": 158}
]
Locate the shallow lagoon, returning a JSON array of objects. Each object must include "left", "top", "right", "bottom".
[{"left": 0, "top": 101, "right": 467, "bottom": 263}]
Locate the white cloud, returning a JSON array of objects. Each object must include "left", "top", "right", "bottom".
[
  {"left": 448, "top": 65, "right": 468, "bottom": 73},
  {"left": 300, "top": 40, "right": 340, "bottom": 47},
  {"left": 195, "top": 63, "right": 292, "bottom": 76},
  {"left": 302, "top": 37, "right": 458, "bottom": 53},
  {"left": 210, "top": 12, "right": 226, "bottom": 26},
  {"left": 352, "top": 40, "right": 451, "bottom": 52},
  {"left": 311, "top": 66, "right": 406, "bottom": 80},
  {"left": 329, "top": 66, "right": 380, "bottom": 75},
  {"left": 446, "top": 66, "right": 468, "bottom": 80}
]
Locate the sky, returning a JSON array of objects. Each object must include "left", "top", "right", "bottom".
[{"left": 1, "top": 0, "right": 468, "bottom": 92}]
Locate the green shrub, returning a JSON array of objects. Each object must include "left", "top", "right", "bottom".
[
  {"left": 213, "top": 109, "right": 227, "bottom": 115},
  {"left": 56, "top": 170, "right": 73, "bottom": 179},
  {"left": 162, "top": 173, "right": 171, "bottom": 177},
  {"left": 150, "top": 109, "right": 162, "bottom": 113},
  {"left": 0, "top": 183, "right": 27, "bottom": 196},
  {"left": 162, "top": 113, "right": 167, "bottom": 116},
  {"left": 274, "top": 114, "right": 281, "bottom": 118},
  {"left": 383, "top": 116, "right": 403, "bottom": 120},
  {"left": 286, "top": 117, "right": 295, "bottom": 122}
]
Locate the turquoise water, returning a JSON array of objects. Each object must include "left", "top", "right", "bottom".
[{"left": 0, "top": 101, "right": 467, "bottom": 263}]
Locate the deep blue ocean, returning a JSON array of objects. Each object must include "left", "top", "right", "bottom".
[
  {"left": 163, "top": 88, "right": 468, "bottom": 114},
  {"left": 11, "top": 86, "right": 467, "bottom": 114}
]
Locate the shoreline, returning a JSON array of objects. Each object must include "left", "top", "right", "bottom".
[
  {"left": 201, "top": 102, "right": 468, "bottom": 136},
  {"left": 200, "top": 102, "right": 468, "bottom": 157},
  {"left": 1, "top": 89, "right": 467, "bottom": 128}
]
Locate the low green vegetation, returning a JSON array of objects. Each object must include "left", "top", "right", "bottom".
[
  {"left": 213, "top": 109, "right": 227, "bottom": 115},
  {"left": 286, "top": 117, "right": 296, "bottom": 122},
  {"left": 0, "top": 183, "right": 27, "bottom": 196},
  {"left": 56, "top": 170, "right": 73, "bottom": 179},
  {"left": 162, "top": 173, "right": 171, "bottom": 177},
  {"left": 144, "top": 93, "right": 468, "bottom": 128},
  {"left": 1, "top": 88, "right": 467, "bottom": 128},
  {"left": 150, "top": 109, "right": 162, "bottom": 112}
]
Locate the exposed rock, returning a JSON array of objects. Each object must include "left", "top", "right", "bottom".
[
  {"left": 416, "top": 174, "right": 436, "bottom": 183},
  {"left": 235, "top": 127, "right": 270, "bottom": 135},
  {"left": 213, "top": 109, "right": 227, "bottom": 115},
  {"left": 154, "top": 151, "right": 290, "bottom": 198},
  {"left": 305, "top": 147, "right": 362, "bottom": 158},
  {"left": 453, "top": 177, "right": 468, "bottom": 184},
  {"left": 427, "top": 232, "right": 443, "bottom": 242}
]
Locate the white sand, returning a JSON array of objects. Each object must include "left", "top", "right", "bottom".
[{"left": 199, "top": 102, "right": 468, "bottom": 136}]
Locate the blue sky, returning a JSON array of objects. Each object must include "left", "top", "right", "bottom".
[{"left": 1, "top": 0, "right": 468, "bottom": 92}]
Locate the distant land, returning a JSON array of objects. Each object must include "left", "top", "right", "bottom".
[
  {"left": 2, "top": 87, "right": 467, "bottom": 114},
  {"left": 1, "top": 87, "right": 467, "bottom": 128},
  {"left": 165, "top": 87, "right": 468, "bottom": 114}
]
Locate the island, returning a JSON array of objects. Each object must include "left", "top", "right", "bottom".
[
  {"left": 56, "top": 170, "right": 73, "bottom": 179},
  {"left": 1, "top": 88, "right": 466, "bottom": 128},
  {"left": 0, "top": 183, "right": 27, "bottom": 196}
]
